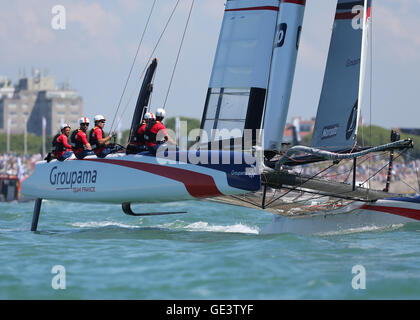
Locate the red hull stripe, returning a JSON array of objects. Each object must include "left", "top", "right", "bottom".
[
  {"left": 85, "top": 159, "right": 224, "bottom": 198},
  {"left": 225, "top": 6, "right": 279, "bottom": 12},
  {"left": 360, "top": 204, "right": 420, "bottom": 221}
]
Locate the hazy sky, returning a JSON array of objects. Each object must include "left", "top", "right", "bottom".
[{"left": 1, "top": 0, "right": 419, "bottom": 131}]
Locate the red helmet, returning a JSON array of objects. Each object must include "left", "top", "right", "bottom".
[
  {"left": 79, "top": 117, "right": 90, "bottom": 125},
  {"left": 144, "top": 112, "right": 155, "bottom": 120}
]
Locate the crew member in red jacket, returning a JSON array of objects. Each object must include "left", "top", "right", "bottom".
[
  {"left": 52, "top": 123, "right": 73, "bottom": 161},
  {"left": 70, "top": 117, "right": 94, "bottom": 159},
  {"left": 135, "top": 112, "right": 155, "bottom": 153},
  {"left": 89, "top": 115, "right": 116, "bottom": 158},
  {"left": 144, "top": 108, "right": 176, "bottom": 154}
]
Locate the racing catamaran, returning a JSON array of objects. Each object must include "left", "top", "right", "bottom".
[
  {"left": 202, "top": 0, "right": 419, "bottom": 234},
  {"left": 22, "top": 55, "right": 261, "bottom": 230},
  {"left": 22, "top": 0, "right": 420, "bottom": 234}
]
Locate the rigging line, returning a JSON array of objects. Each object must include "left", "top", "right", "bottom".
[
  {"left": 264, "top": 163, "right": 336, "bottom": 208},
  {"left": 361, "top": 149, "right": 406, "bottom": 186},
  {"left": 109, "top": 0, "right": 157, "bottom": 134},
  {"left": 368, "top": 2, "right": 373, "bottom": 188},
  {"left": 280, "top": 185, "right": 370, "bottom": 203},
  {"left": 369, "top": 2, "right": 373, "bottom": 147},
  {"left": 114, "top": 0, "right": 182, "bottom": 131},
  {"left": 398, "top": 177, "right": 420, "bottom": 194},
  {"left": 264, "top": 193, "right": 327, "bottom": 211},
  {"left": 163, "top": 0, "right": 195, "bottom": 110},
  {"left": 321, "top": 152, "right": 388, "bottom": 180},
  {"left": 237, "top": 188, "right": 324, "bottom": 210},
  {"left": 229, "top": 195, "right": 265, "bottom": 209},
  {"left": 405, "top": 151, "right": 420, "bottom": 193}
]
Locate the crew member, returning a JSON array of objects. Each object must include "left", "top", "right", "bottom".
[
  {"left": 89, "top": 115, "right": 116, "bottom": 158},
  {"left": 144, "top": 108, "right": 176, "bottom": 154},
  {"left": 52, "top": 123, "right": 73, "bottom": 161},
  {"left": 70, "top": 117, "right": 94, "bottom": 159},
  {"left": 135, "top": 112, "right": 155, "bottom": 153}
]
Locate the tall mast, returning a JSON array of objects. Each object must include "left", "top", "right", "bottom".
[
  {"left": 262, "top": 0, "right": 306, "bottom": 153},
  {"left": 355, "top": 0, "right": 372, "bottom": 140}
]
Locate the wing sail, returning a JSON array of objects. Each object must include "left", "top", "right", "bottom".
[
  {"left": 200, "top": 0, "right": 280, "bottom": 143},
  {"left": 311, "top": 0, "right": 370, "bottom": 151}
]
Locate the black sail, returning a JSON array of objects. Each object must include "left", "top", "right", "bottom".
[{"left": 128, "top": 58, "right": 158, "bottom": 145}]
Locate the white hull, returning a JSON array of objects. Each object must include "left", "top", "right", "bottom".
[
  {"left": 261, "top": 197, "right": 420, "bottom": 235},
  {"left": 22, "top": 152, "right": 260, "bottom": 204}
]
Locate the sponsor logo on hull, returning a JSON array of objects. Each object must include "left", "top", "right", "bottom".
[{"left": 49, "top": 166, "right": 97, "bottom": 191}]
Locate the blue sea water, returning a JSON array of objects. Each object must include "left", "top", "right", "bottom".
[{"left": 0, "top": 199, "right": 420, "bottom": 300}]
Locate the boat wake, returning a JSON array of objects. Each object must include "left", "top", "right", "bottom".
[
  {"left": 69, "top": 219, "right": 259, "bottom": 235},
  {"left": 156, "top": 221, "right": 259, "bottom": 234},
  {"left": 70, "top": 221, "right": 140, "bottom": 229},
  {"left": 315, "top": 224, "right": 405, "bottom": 236}
]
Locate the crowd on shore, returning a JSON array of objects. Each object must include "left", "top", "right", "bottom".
[
  {"left": 0, "top": 153, "right": 42, "bottom": 179},
  {"left": 292, "top": 154, "right": 420, "bottom": 190}
]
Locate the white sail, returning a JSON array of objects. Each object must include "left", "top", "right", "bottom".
[
  {"left": 262, "top": 0, "right": 306, "bottom": 152},
  {"left": 311, "top": 0, "right": 370, "bottom": 151},
  {"left": 355, "top": 0, "right": 372, "bottom": 140},
  {"left": 200, "top": 0, "right": 280, "bottom": 142}
]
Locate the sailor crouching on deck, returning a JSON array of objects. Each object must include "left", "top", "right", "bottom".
[
  {"left": 144, "top": 108, "right": 176, "bottom": 155},
  {"left": 135, "top": 112, "right": 155, "bottom": 153},
  {"left": 70, "top": 117, "right": 94, "bottom": 159},
  {"left": 52, "top": 123, "right": 74, "bottom": 161},
  {"left": 126, "top": 112, "right": 155, "bottom": 154},
  {"left": 89, "top": 115, "right": 117, "bottom": 158}
]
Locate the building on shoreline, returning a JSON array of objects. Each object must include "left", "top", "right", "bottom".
[{"left": 0, "top": 70, "right": 83, "bottom": 136}]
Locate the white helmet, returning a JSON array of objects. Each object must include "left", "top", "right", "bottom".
[
  {"left": 155, "top": 108, "right": 166, "bottom": 118},
  {"left": 94, "top": 114, "right": 106, "bottom": 122},
  {"left": 60, "top": 123, "right": 71, "bottom": 130},
  {"left": 144, "top": 112, "right": 155, "bottom": 120},
  {"left": 79, "top": 117, "right": 90, "bottom": 125}
]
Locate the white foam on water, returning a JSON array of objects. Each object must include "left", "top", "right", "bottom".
[
  {"left": 316, "top": 224, "right": 404, "bottom": 236},
  {"left": 183, "top": 221, "right": 259, "bottom": 234},
  {"left": 155, "top": 220, "right": 259, "bottom": 234},
  {"left": 70, "top": 221, "right": 140, "bottom": 229}
]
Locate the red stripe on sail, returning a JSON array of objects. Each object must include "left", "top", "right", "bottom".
[
  {"left": 335, "top": 11, "right": 359, "bottom": 20},
  {"left": 225, "top": 0, "right": 305, "bottom": 12},
  {"left": 281, "top": 0, "right": 306, "bottom": 5},
  {"left": 85, "top": 159, "right": 224, "bottom": 198},
  {"left": 366, "top": 6, "right": 371, "bottom": 21},
  {"left": 360, "top": 204, "right": 420, "bottom": 221},
  {"left": 225, "top": 6, "right": 279, "bottom": 12}
]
